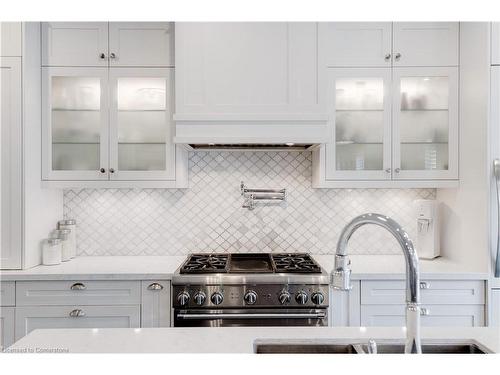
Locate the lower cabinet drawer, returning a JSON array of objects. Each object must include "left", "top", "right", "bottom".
[
  {"left": 15, "top": 305, "right": 140, "bottom": 340},
  {"left": 361, "top": 280, "right": 485, "bottom": 305},
  {"left": 16, "top": 280, "right": 141, "bottom": 306},
  {"left": 360, "top": 304, "right": 484, "bottom": 327}
]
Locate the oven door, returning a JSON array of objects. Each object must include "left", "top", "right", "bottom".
[{"left": 174, "top": 308, "right": 327, "bottom": 327}]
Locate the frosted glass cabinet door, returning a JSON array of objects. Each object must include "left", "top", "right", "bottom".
[
  {"left": 42, "top": 67, "right": 109, "bottom": 180},
  {"left": 392, "top": 67, "right": 458, "bottom": 180},
  {"left": 108, "top": 68, "right": 175, "bottom": 180},
  {"left": 325, "top": 68, "right": 392, "bottom": 180}
]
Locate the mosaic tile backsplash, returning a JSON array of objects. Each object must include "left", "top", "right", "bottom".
[{"left": 64, "top": 151, "right": 436, "bottom": 256}]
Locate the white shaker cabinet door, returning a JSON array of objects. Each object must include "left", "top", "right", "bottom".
[
  {"left": 318, "top": 22, "right": 392, "bottom": 67},
  {"left": 0, "top": 22, "right": 22, "bottom": 57},
  {"left": 1, "top": 57, "right": 22, "bottom": 269},
  {"left": 108, "top": 22, "right": 174, "bottom": 67},
  {"left": 393, "top": 22, "right": 459, "bottom": 67},
  {"left": 141, "top": 281, "right": 171, "bottom": 327},
  {"left": 42, "top": 22, "right": 108, "bottom": 67},
  {"left": 0, "top": 307, "right": 15, "bottom": 349},
  {"left": 15, "top": 305, "right": 140, "bottom": 340}
]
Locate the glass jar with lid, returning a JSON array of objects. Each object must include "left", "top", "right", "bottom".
[
  {"left": 51, "top": 229, "right": 72, "bottom": 261},
  {"left": 42, "top": 238, "right": 62, "bottom": 265},
  {"left": 58, "top": 219, "right": 77, "bottom": 258}
]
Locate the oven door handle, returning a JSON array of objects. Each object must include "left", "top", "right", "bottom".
[{"left": 176, "top": 311, "right": 327, "bottom": 320}]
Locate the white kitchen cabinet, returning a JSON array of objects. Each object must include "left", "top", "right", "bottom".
[
  {"left": 15, "top": 305, "right": 140, "bottom": 340},
  {"left": 0, "top": 307, "right": 15, "bottom": 349},
  {"left": 392, "top": 67, "right": 459, "bottom": 180},
  {"left": 318, "top": 22, "right": 392, "bottom": 67},
  {"left": 108, "top": 68, "right": 176, "bottom": 180},
  {"left": 174, "top": 22, "right": 328, "bottom": 144},
  {"left": 393, "top": 23, "right": 459, "bottom": 67},
  {"left": 360, "top": 304, "right": 484, "bottom": 327},
  {"left": 16, "top": 280, "right": 141, "bottom": 306},
  {"left": 141, "top": 281, "right": 171, "bottom": 327},
  {"left": 313, "top": 66, "right": 459, "bottom": 187},
  {"left": 361, "top": 280, "right": 485, "bottom": 305},
  {"left": 491, "top": 289, "right": 500, "bottom": 326},
  {"left": 42, "top": 22, "right": 108, "bottom": 67},
  {"left": 330, "top": 282, "right": 361, "bottom": 327},
  {"left": 323, "top": 68, "right": 392, "bottom": 181},
  {"left": 42, "top": 67, "right": 110, "bottom": 181},
  {"left": 492, "top": 23, "right": 500, "bottom": 65},
  {"left": 42, "top": 66, "right": 187, "bottom": 187},
  {"left": 0, "top": 282, "right": 15, "bottom": 306},
  {"left": 1, "top": 57, "right": 23, "bottom": 269},
  {"left": 42, "top": 22, "right": 174, "bottom": 68},
  {"left": 1, "top": 22, "right": 22, "bottom": 57},
  {"left": 108, "top": 23, "right": 174, "bottom": 67}
]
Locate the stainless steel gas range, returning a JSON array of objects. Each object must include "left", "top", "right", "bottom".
[{"left": 172, "top": 253, "right": 329, "bottom": 327}]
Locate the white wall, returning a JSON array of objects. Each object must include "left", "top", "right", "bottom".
[{"left": 437, "top": 22, "right": 491, "bottom": 273}]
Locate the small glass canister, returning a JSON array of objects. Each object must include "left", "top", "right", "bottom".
[
  {"left": 58, "top": 219, "right": 77, "bottom": 259},
  {"left": 42, "top": 238, "right": 62, "bottom": 265},
  {"left": 51, "top": 229, "right": 72, "bottom": 261}
]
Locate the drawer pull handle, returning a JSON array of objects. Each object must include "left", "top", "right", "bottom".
[
  {"left": 420, "top": 308, "right": 430, "bottom": 316},
  {"left": 148, "top": 283, "right": 164, "bottom": 291},
  {"left": 419, "top": 282, "right": 430, "bottom": 290},
  {"left": 69, "top": 309, "right": 85, "bottom": 318},
  {"left": 70, "top": 283, "right": 87, "bottom": 291}
]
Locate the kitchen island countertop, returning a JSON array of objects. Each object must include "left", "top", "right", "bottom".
[{"left": 6, "top": 326, "right": 500, "bottom": 353}]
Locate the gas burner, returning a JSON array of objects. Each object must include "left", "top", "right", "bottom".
[
  {"left": 271, "top": 253, "right": 322, "bottom": 273},
  {"left": 180, "top": 253, "right": 229, "bottom": 274}
]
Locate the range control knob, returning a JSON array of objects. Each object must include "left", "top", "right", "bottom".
[
  {"left": 177, "top": 291, "right": 190, "bottom": 306},
  {"left": 295, "top": 291, "right": 308, "bottom": 305},
  {"left": 279, "top": 291, "right": 291, "bottom": 305},
  {"left": 311, "top": 292, "right": 325, "bottom": 305},
  {"left": 244, "top": 290, "right": 258, "bottom": 305},
  {"left": 193, "top": 291, "right": 206, "bottom": 306},
  {"left": 211, "top": 291, "right": 224, "bottom": 305}
]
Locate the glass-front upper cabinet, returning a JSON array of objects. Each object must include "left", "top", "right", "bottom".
[
  {"left": 392, "top": 67, "right": 458, "bottom": 180},
  {"left": 325, "top": 68, "right": 392, "bottom": 180},
  {"left": 42, "top": 67, "right": 109, "bottom": 180},
  {"left": 108, "top": 68, "right": 175, "bottom": 180}
]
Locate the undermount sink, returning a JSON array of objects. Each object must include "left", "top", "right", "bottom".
[{"left": 254, "top": 340, "right": 490, "bottom": 354}]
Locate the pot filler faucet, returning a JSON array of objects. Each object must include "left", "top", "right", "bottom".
[{"left": 332, "top": 213, "right": 422, "bottom": 354}]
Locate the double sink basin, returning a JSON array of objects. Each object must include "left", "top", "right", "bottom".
[{"left": 254, "top": 340, "right": 490, "bottom": 354}]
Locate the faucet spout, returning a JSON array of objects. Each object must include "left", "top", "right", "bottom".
[{"left": 332, "top": 213, "right": 422, "bottom": 354}]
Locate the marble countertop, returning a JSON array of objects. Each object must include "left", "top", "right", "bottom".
[
  {"left": 0, "top": 254, "right": 490, "bottom": 281},
  {"left": 6, "top": 326, "right": 500, "bottom": 353}
]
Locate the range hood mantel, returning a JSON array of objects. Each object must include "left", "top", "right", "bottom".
[{"left": 174, "top": 114, "right": 331, "bottom": 146}]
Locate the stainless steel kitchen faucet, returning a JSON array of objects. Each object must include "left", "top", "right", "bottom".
[{"left": 332, "top": 213, "right": 422, "bottom": 354}]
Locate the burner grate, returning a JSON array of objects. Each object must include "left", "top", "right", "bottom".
[
  {"left": 180, "top": 253, "right": 229, "bottom": 274},
  {"left": 271, "top": 253, "right": 322, "bottom": 274}
]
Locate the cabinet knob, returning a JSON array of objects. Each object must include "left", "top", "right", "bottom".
[
  {"left": 109, "top": 168, "right": 115, "bottom": 174},
  {"left": 395, "top": 168, "right": 401, "bottom": 173},
  {"left": 385, "top": 168, "right": 391, "bottom": 173},
  {"left": 69, "top": 309, "right": 86, "bottom": 317},
  {"left": 70, "top": 282, "right": 86, "bottom": 291},
  {"left": 110, "top": 53, "right": 116, "bottom": 59},
  {"left": 395, "top": 53, "right": 402, "bottom": 61},
  {"left": 147, "top": 282, "right": 164, "bottom": 291},
  {"left": 419, "top": 281, "right": 430, "bottom": 289},
  {"left": 99, "top": 53, "right": 106, "bottom": 60},
  {"left": 384, "top": 53, "right": 391, "bottom": 61},
  {"left": 420, "top": 307, "right": 430, "bottom": 316},
  {"left": 100, "top": 167, "right": 106, "bottom": 174}
]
